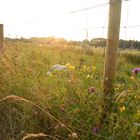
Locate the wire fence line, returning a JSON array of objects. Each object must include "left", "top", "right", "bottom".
[
  {"left": 67, "top": 3, "right": 109, "bottom": 14},
  {"left": 76, "top": 24, "right": 140, "bottom": 30},
  {"left": 67, "top": 0, "right": 131, "bottom": 14},
  {"left": 5, "top": 0, "right": 140, "bottom": 42}
]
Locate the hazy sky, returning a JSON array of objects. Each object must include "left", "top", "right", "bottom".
[{"left": 0, "top": 0, "right": 140, "bottom": 40}]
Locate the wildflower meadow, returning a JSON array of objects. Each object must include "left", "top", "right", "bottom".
[{"left": 0, "top": 41, "right": 140, "bottom": 140}]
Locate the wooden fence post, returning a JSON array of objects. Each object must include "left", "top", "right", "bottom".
[
  {"left": 0, "top": 24, "right": 4, "bottom": 52},
  {"left": 100, "top": 0, "right": 122, "bottom": 125}
]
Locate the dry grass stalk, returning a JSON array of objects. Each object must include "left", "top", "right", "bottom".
[
  {"left": 0, "top": 95, "right": 79, "bottom": 139},
  {"left": 115, "top": 90, "right": 128, "bottom": 103},
  {"left": 21, "top": 133, "right": 47, "bottom": 140},
  {"left": 0, "top": 95, "right": 31, "bottom": 103}
]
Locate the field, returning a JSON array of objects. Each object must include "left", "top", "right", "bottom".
[{"left": 0, "top": 41, "right": 140, "bottom": 140}]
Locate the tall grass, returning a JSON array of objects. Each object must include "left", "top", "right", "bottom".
[{"left": 0, "top": 42, "right": 140, "bottom": 139}]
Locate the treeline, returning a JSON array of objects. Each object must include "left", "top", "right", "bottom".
[
  {"left": 70, "top": 38, "right": 140, "bottom": 50},
  {"left": 4, "top": 37, "right": 67, "bottom": 46},
  {"left": 119, "top": 39, "right": 140, "bottom": 49},
  {"left": 4, "top": 37, "right": 140, "bottom": 49}
]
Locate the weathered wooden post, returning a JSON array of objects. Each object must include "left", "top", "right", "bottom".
[
  {"left": 0, "top": 24, "right": 4, "bottom": 52},
  {"left": 100, "top": 0, "right": 122, "bottom": 125}
]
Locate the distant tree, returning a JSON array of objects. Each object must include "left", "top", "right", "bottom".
[
  {"left": 82, "top": 39, "right": 90, "bottom": 47},
  {"left": 119, "top": 39, "right": 140, "bottom": 49}
]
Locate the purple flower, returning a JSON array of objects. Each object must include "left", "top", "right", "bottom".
[
  {"left": 132, "top": 68, "right": 140, "bottom": 74},
  {"left": 93, "top": 125, "right": 101, "bottom": 134},
  {"left": 87, "top": 86, "right": 96, "bottom": 94}
]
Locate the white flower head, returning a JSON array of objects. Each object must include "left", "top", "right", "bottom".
[
  {"left": 47, "top": 71, "right": 52, "bottom": 76},
  {"left": 51, "top": 64, "right": 66, "bottom": 71}
]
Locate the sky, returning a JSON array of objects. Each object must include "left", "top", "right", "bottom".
[{"left": 0, "top": 0, "right": 140, "bottom": 41}]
